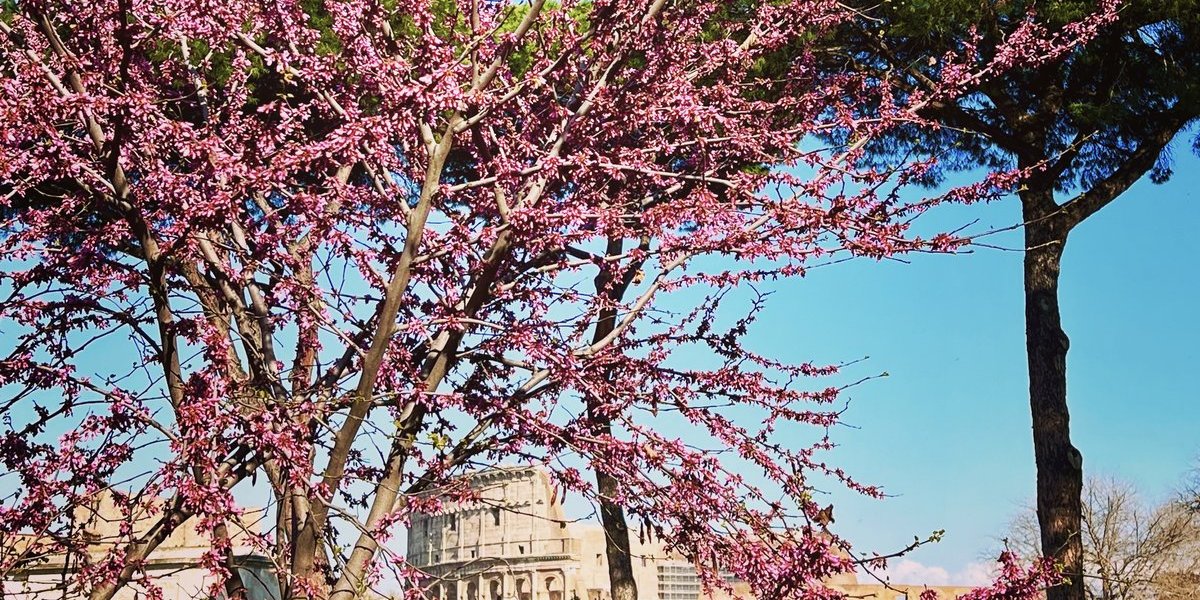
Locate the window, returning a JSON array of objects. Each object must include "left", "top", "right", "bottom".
[
  {"left": 492, "top": 507, "right": 501, "bottom": 526},
  {"left": 470, "top": 549, "right": 477, "bottom": 558},
  {"left": 518, "top": 544, "right": 525, "bottom": 554},
  {"left": 596, "top": 553, "right": 603, "bottom": 565},
  {"left": 449, "top": 514, "right": 457, "bottom": 531}
]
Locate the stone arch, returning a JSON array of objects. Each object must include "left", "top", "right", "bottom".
[{"left": 544, "top": 575, "right": 562, "bottom": 600}]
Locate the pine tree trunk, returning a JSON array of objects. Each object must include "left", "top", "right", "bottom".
[{"left": 1022, "top": 192, "right": 1085, "bottom": 600}]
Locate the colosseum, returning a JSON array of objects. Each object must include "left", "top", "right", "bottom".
[
  {"left": 404, "top": 466, "right": 973, "bottom": 600},
  {"left": 404, "top": 465, "right": 743, "bottom": 600}
]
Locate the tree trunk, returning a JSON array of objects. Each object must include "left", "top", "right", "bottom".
[
  {"left": 214, "top": 521, "right": 249, "bottom": 600},
  {"left": 1022, "top": 191, "right": 1085, "bottom": 600},
  {"left": 596, "top": 469, "right": 639, "bottom": 600},
  {"left": 590, "top": 237, "right": 639, "bottom": 600},
  {"left": 288, "top": 492, "right": 327, "bottom": 600}
]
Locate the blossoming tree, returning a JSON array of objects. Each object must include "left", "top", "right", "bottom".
[{"left": 0, "top": 0, "right": 1114, "bottom": 599}]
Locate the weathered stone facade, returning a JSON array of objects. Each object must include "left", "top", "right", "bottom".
[
  {"left": 406, "top": 466, "right": 977, "bottom": 600},
  {"left": 3, "top": 494, "right": 279, "bottom": 600},
  {"left": 406, "top": 466, "right": 603, "bottom": 600},
  {"left": 405, "top": 466, "right": 730, "bottom": 600},
  {"left": 3, "top": 469, "right": 980, "bottom": 600}
]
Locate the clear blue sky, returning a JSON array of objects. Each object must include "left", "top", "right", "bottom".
[{"left": 736, "top": 146, "right": 1200, "bottom": 578}]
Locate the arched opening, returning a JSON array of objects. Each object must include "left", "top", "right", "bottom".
[
  {"left": 489, "top": 578, "right": 503, "bottom": 600},
  {"left": 545, "top": 575, "right": 562, "bottom": 600}
]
